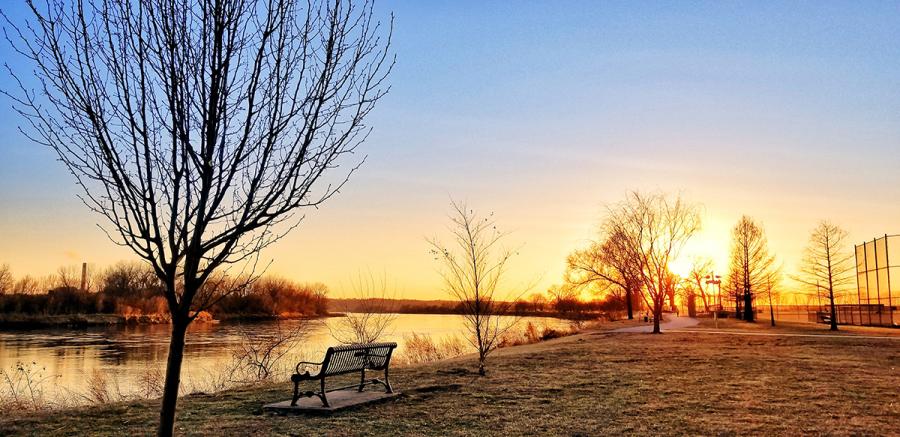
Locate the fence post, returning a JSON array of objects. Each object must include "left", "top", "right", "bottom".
[{"left": 885, "top": 234, "right": 893, "bottom": 326}]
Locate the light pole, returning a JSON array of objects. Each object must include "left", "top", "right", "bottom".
[{"left": 706, "top": 273, "right": 722, "bottom": 329}]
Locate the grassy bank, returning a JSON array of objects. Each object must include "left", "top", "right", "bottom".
[
  {"left": 2, "top": 318, "right": 898, "bottom": 436},
  {"left": 0, "top": 312, "right": 349, "bottom": 329},
  {"left": 0, "top": 313, "right": 132, "bottom": 328}
]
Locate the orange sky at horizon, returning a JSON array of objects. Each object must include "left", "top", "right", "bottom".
[{"left": 1, "top": 162, "right": 897, "bottom": 301}]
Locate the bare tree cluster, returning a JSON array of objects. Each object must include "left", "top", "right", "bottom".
[
  {"left": 565, "top": 229, "right": 643, "bottom": 319},
  {"left": 563, "top": 192, "right": 701, "bottom": 332},
  {"left": 0, "top": 264, "right": 12, "bottom": 295},
  {"left": 3, "top": 0, "right": 392, "bottom": 434},
  {"left": 604, "top": 192, "right": 701, "bottom": 333},
  {"left": 429, "top": 201, "right": 521, "bottom": 376}
]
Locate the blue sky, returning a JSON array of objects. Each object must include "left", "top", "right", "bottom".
[{"left": 1, "top": 1, "right": 899, "bottom": 298}]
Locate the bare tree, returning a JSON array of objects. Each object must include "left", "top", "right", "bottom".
[
  {"left": 330, "top": 271, "right": 397, "bottom": 344},
  {"left": 605, "top": 192, "right": 701, "bottom": 334},
  {"left": 547, "top": 283, "right": 584, "bottom": 318},
  {"left": 685, "top": 258, "right": 713, "bottom": 312},
  {"left": 428, "top": 201, "right": 520, "bottom": 376},
  {"left": 13, "top": 275, "right": 42, "bottom": 295},
  {"left": 761, "top": 269, "right": 782, "bottom": 327},
  {"left": 0, "top": 264, "right": 12, "bottom": 295},
  {"left": 233, "top": 321, "right": 309, "bottom": 381},
  {"left": 55, "top": 265, "right": 80, "bottom": 290},
  {"left": 566, "top": 229, "right": 643, "bottom": 319},
  {"left": 726, "top": 216, "right": 776, "bottom": 322},
  {"left": 3, "top": 0, "right": 392, "bottom": 434},
  {"left": 795, "top": 221, "right": 855, "bottom": 331},
  {"left": 102, "top": 261, "right": 162, "bottom": 296},
  {"left": 527, "top": 293, "right": 548, "bottom": 312}
]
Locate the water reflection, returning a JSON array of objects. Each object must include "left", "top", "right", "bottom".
[{"left": 0, "top": 314, "right": 566, "bottom": 403}]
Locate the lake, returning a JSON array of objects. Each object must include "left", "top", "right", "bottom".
[{"left": 0, "top": 314, "right": 568, "bottom": 405}]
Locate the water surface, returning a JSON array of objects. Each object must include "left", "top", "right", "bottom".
[{"left": 0, "top": 313, "right": 567, "bottom": 403}]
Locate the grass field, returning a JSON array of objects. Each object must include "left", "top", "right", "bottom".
[{"left": 2, "top": 318, "right": 898, "bottom": 436}]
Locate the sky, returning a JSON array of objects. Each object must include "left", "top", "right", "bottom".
[{"left": 1, "top": 1, "right": 899, "bottom": 299}]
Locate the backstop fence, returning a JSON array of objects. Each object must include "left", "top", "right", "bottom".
[
  {"left": 708, "top": 235, "right": 900, "bottom": 327},
  {"left": 853, "top": 234, "right": 900, "bottom": 327}
]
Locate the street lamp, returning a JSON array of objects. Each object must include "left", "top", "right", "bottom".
[{"left": 705, "top": 274, "right": 722, "bottom": 329}]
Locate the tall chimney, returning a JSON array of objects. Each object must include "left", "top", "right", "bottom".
[{"left": 80, "top": 262, "right": 87, "bottom": 292}]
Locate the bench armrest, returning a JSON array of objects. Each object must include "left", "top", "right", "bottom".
[{"left": 295, "top": 360, "right": 323, "bottom": 374}]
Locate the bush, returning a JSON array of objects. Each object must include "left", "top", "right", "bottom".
[
  {"left": 211, "top": 278, "right": 328, "bottom": 318},
  {"left": 498, "top": 321, "right": 579, "bottom": 348},
  {"left": 0, "top": 264, "right": 327, "bottom": 322},
  {"left": 395, "top": 333, "right": 468, "bottom": 366}
]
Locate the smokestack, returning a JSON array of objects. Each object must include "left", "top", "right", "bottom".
[{"left": 80, "top": 262, "right": 87, "bottom": 292}]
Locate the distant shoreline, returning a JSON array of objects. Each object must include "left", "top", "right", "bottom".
[
  {"left": 0, "top": 309, "right": 587, "bottom": 330},
  {"left": 0, "top": 312, "right": 341, "bottom": 329}
]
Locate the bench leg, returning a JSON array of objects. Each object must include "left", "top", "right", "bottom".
[
  {"left": 358, "top": 369, "right": 366, "bottom": 392},
  {"left": 291, "top": 380, "right": 300, "bottom": 406},
  {"left": 319, "top": 378, "right": 330, "bottom": 408},
  {"left": 384, "top": 367, "right": 393, "bottom": 393}
]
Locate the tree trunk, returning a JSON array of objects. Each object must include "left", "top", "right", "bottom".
[
  {"left": 735, "top": 294, "right": 741, "bottom": 319},
  {"left": 768, "top": 299, "right": 775, "bottom": 327},
  {"left": 625, "top": 287, "right": 634, "bottom": 320},
  {"left": 652, "top": 297, "right": 662, "bottom": 334},
  {"left": 158, "top": 319, "right": 189, "bottom": 437},
  {"left": 743, "top": 290, "right": 754, "bottom": 322},
  {"left": 829, "top": 289, "right": 838, "bottom": 331}
]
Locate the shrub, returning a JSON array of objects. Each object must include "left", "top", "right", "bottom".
[{"left": 395, "top": 333, "right": 468, "bottom": 366}]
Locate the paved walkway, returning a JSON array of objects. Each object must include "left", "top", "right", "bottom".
[
  {"left": 668, "top": 329, "right": 900, "bottom": 341},
  {"left": 610, "top": 316, "right": 900, "bottom": 341},
  {"left": 612, "top": 315, "right": 699, "bottom": 333}
]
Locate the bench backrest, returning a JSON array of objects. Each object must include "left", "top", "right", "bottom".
[{"left": 321, "top": 342, "right": 397, "bottom": 377}]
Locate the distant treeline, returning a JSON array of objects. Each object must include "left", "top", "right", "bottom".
[
  {"left": 0, "top": 262, "right": 329, "bottom": 326},
  {"left": 329, "top": 291, "right": 631, "bottom": 320},
  {"left": 0, "top": 262, "right": 634, "bottom": 326}
]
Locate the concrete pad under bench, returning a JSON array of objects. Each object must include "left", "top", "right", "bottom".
[{"left": 263, "top": 389, "right": 401, "bottom": 415}]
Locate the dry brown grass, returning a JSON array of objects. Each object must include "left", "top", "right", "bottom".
[{"left": 1, "top": 318, "right": 897, "bottom": 436}]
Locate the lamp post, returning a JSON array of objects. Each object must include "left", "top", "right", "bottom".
[{"left": 705, "top": 274, "right": 722, "bottom": 329}]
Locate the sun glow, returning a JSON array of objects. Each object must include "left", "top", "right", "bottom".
[{"left": 667, "top": 258, "right": 694, "bottom": 278}]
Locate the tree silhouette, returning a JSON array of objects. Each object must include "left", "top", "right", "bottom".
[
  {"left": 795, "top": 221, "right": 855, "bottom": 331},
  {"left": 566, "top": 229, "right": 644, "bottom": 320},
  {"left": 727, "top": 216, "right": 776, "bottom": 322},
  {"left": 0, "top": 264, "right": 12, "bottom": 295},
  {"left": 605, "top": 192, "right": 700, "bottom": 334},
  {"left": 428, "top": 201, "right": 519, "bottom": 376},
  {"left": 685, "top": 258, "right": 713, "bottom": 312},
  {"left": 3, "top": 0, "right": 392, "bottom": 434}
]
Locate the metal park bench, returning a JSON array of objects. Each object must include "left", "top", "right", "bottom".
[{"left": 290, "top": 342, "right": 397, "bottom": 407}]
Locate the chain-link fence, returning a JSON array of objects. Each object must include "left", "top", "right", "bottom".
[{"left": 853, "top": 234, "right": 899, "bottom": 327}]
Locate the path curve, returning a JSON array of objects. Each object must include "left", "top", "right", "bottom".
[{"left": 612, "top": 315, "right": 700, "bottom": 333}]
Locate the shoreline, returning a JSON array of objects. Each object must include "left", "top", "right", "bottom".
[
  {"left": 0, "top": 310, "right": 589, "bottom": 330},
  {"left": 0, "top": 312, "right": 342, "bottom": 329}
]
